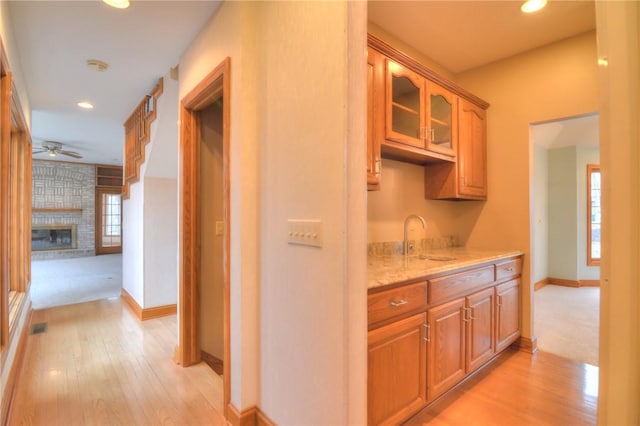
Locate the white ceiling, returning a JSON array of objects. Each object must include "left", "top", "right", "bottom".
[
  {"left": 9, "top": 0, "right": 221, "bottom": 165},
  {"left": 11, "top": 1, "right": 598, "bottom": 165},
  {"left": 531, "top": 113, "right": 599, "bottom": 149},
  {"left": 368, "top": 0, "right": 596, "bottom": 74}
]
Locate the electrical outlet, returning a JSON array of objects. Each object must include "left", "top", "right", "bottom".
[
  {"left": 287, "top": 219, "right": 323, "bottom": 247},
  {"left": 215, "top": 221, "right": 224, "bottom": 236}
]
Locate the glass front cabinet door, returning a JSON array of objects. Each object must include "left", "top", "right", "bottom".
[
  {"left": 426, "top": 82, "right": 457, "bottom": 157},
  {"left": 385, "top": 60, "right": 426, "bottom": 149}
]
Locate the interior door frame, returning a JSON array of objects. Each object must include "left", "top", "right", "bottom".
[
  {"left": 95, "top": 187, "right": 123, "bottom": 255},
  {"left": 178, "top": 57, "right": 231, "bottom": 418}
]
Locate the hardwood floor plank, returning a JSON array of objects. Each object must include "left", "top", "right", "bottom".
[
  {"left": 9, "top": 298, "right": 225, "bottom": 426},
  {"left": 404, "top": 348, "right": 598, "bottom": 426}
]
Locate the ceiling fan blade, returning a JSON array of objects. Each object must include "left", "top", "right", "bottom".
[
  {"left": 58, "top": 150, "right": 83, "bottom": 159},
  {"left": 32, "top": 149, "right": 48, "bottom": 154}
]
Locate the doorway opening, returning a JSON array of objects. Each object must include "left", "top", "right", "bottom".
[
  {"left": 530, "top": 112, "right": 600, "bottom": 366},
  {"left": 178, "top": 57, "right": 231, "bottom": 417}
]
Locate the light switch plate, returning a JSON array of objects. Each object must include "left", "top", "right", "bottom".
[
  {"left": 287, "top": 219, "right": 323, "bottom": 247},
  {"left": 215, "top": 221, "right": 224, "bottom": 236}
]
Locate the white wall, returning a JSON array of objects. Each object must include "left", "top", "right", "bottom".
[
  {"left": 532, "top": 143, "right": 549, "bottom": 284},
  {"left": 548, "top": 146, "right": 578, "bottom": 280},
  {"left": 178, "top": 2, "right": 367, "bottom": 423},
  {"left": 143, "top": 177, "right": 177, "bottom": 307},
  {"left": 122, "top": 179, "right": 144, "bottom": 304}
]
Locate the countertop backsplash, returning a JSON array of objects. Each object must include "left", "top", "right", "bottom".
[{"left": 368, "top": 235, "right": 460, "bottom": 258}]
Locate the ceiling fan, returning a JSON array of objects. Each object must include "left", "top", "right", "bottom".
[{"left": 32, "top": 141, "right": 83, "bottom": 159}]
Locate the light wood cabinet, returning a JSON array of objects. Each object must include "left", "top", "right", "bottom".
[
  {"left": 368, "top": 313, "right": 427, "bottom": 425},
  {"left": 367, "top": 255, "right": 522, "bottom": 424},
  {"left": 427, "top": 297, "right": 465, "bottom": 401},
  {"left": 426, "top": 82, "right": 457, "bottom": 158},
  {"left": 424, "top": 98, "right": 487, "bottom": 200},
  {"left": 496, "top": 278, "right": 521, "bottom": 352},
  {"left": 367, "top": 47, "right": 382, "bottom": 191}
]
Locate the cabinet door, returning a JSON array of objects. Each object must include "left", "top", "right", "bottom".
[
  {"left": 426, "top": 82, "right": 457, "bottom": 157},
  {"left": 385, "top": 60, "right": 426, "bottom": 149},
  {"left": 457, "top": 98, "right": 487, "bottom": 198},
  {"left": 368, "top": 313, "right": 427, "bottom": 425},
  {"left": 466, "top": 287, "right": 495, "bottom": 373},
  {"left": 367, "top": 47, "right": 381, "bottom": 191},
  {"left": 427, "top": 298, "right": 465, "bottom": 401},
  {"left": 496, "top": 278, "right": 521, "bottom": 352}
]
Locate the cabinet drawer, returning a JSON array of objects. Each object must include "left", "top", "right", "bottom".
[
  {"left": 496, "top": 257, "right": 522, "bottom": 281},
  {"left": 428, "top": 265, "right": 494, "bottom": 305},
  {"left": 368, "top": 281, "right": 427, "bottom": 325}
]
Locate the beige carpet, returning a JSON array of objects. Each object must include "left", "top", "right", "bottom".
[
  {"left": 534, "top": 284, "right": 599, "bottom": 366},
  {"left": 31, "top": 254, "right": 122, "bottom": 310}
]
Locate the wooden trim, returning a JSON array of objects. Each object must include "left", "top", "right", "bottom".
[
  {"left": 120, "top": 288, "right": 142, "bottom": 319},
  {"left": 1, "top": 303, "right": 32, "bottom": 426},
  {"left": 368, "top": 33, "right": 490, "bottom": 109},
  {"left": 256, "top": 408, "right": 277, "bottom": 426},
  {"left": 179, "top": 57, "right": 231, "bottom": 418},
  {"left": 586, "top": 164, "right": 601, "bottom": 266},
  {"left": 32, "top": 207, "right": 82, "bottom": 213},
  {"left": 200, "top": 350, "right": 223, "bottom": 375},
  {"left": 579, "top": 279, "right": 600, "bottom": 287},
  {"left": 141, "top": 304, "right": 177, "bottom": 320},
  {"left": 121, "top": 289, "right": 176, "bottom": 321},
  {"left": 227, "top": 404, "right": 257, "bottom": 426},
  {"left": 515, "top": 335, "right": 538, "bottom": 354},
  {"left": 534, "top": 277, "right": 551, "bottom": 291},
  {"left": 548, "top": 277, "right": 580, "bottom": 288}
]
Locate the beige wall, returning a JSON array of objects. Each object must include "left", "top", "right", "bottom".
[
  {"left": 595, "top": 1, "right": 640, "bottom": 423},
  {"left": 455, "top": 31, "right": 599, "bottom": 341},
  {"left": 199, "top": 103, "right": 224, "bottom": 360},
  {"left": 368, "top": 158, "right": 483, "bottom": 245}
]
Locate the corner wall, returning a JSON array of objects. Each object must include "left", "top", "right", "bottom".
[{"left": 455, "top": 31, "right": 599, "bottom": 341}]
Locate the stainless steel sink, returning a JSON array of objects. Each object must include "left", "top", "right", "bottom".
[{"left": 418, "top": 255, "right": 457, "bottom": 261}]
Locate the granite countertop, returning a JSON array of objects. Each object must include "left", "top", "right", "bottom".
[{"left": 368, "top": 247, "right": 523, "bottom": 290}]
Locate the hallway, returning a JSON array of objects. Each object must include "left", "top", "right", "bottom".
[{"left": 8, "top": 299, "right": 224, "bottom": 425}]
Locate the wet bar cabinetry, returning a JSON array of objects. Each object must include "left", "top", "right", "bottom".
[
  {"left": 367, "top": 253, "right": 523, "bottom": 425},
  {"left": 367, "top": 34, "right": 488, "bottom": 200}
]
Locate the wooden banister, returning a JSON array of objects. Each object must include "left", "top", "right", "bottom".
[{"left": 122, "top": 78, "right": 163, "bottom": 199}]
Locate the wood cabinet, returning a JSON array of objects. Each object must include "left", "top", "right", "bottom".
[
  {"left": 95, "top": 165, "right": 123, "bottom": 188},
  {"left": 426, "top": 287, "right": 494, "bottom": 401},
  {"left": 424, "top": 97, "right": 487, "bottom": 200},
  {"left": 367, "top": 255, "right": 522, "bottom": 424},
  {"left": 368, "top": 313, "right": 427, "bottom": 425},
  {"left": 367, "top": 47, "right": 382, "bottom": 191},
  {"left": 425, "top": 82, "right": 457, "bottom": 158},
  {"left": 496, "top": 278, "right": 521, "bottom": 352}
]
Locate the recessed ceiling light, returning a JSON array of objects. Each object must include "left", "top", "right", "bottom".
[
  {"left": 103, "top": 0, "right": 130, "bottom": 9},
  {"left": 521, "top": 0, "right": 547, "bottom": 13},
  {"left": 77, "top": 101, "right": 94, "bottom": 109}
]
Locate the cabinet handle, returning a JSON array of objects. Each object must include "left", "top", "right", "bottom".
[
  {"left": 497, "top": 296, "right": 503, "bottom": 307},
  {"left": 374, "top": 159, "right": 381, "bottom": 174},
  {"left": 430, "top": 128, "right": 435, "bottom": 143},
  {"left": 468, "top": 307, "right": 477, "bottom": 321},
  {"left": 389, "top": 299, "right": 408, "bottom": 307},
  {"left": 423, "top": 323, "right": 430, "bottom": 342},
  {"left": 462, "top": 307, "right": 469, "bottom": 322},
  {"left": 505, "top": 267, "right": 514, "bottom": 272}
]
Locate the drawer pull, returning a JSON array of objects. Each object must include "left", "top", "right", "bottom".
[
  {"left": 505, "top": 267, "right": 514, "bottom": 272},
  {"left": 389, "top": 299, "right": 408, "bottom": 307},
  {"left": 423, "top": 323, "right": 430, "bottom": 342}
]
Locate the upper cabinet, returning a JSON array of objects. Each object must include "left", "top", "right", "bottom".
[{"left": 367, "top": 33, "right": 489, "bottom": 200}]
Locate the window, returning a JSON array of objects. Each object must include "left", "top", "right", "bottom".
[{"left": 587, "top": 164, "right": 601, "bottom": 265}]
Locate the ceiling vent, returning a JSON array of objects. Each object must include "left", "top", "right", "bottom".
[{"left": 87, "top": 59, "right": 109, "bottom": 72}]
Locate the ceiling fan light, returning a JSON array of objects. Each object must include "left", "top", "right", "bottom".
[
  {"left": 48, "top": 150, "right": 56, "bottom": 157},
  {"left": 521, "top": 0, "right": 547, "bottom": 13},
  {"left": 103, "top": 0, "right": 130, "bottom": 9}
]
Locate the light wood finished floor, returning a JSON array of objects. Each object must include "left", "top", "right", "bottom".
[
  {"left": 405, "top": 348, "right": 598, "bottom": 425},
  {"left": 9, "top": 298, "right": 226, "bottom": 426}
]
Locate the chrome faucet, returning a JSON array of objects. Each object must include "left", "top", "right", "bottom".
[{"left": 404, "top": 214, "right": 426, "bottom": 266}]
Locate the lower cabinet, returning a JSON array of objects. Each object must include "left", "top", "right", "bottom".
[
  {"left": 426, "top": 287, "right": 495, "bottom": 401},
  {"left": 496, "top": 278, "right": 521, "bottom": 352},
  {"left": 368, "top": 313, "right": 427, "bottom": 426},
  {"left": 367, "top": 255, "right": 523, "bottom": 425}
]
